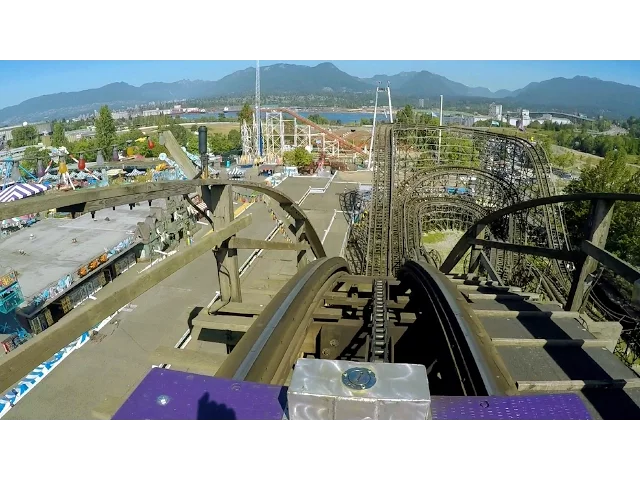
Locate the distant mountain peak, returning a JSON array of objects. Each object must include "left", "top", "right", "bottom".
[
  {"left": 315, "top": 62, "right": 338, "bottom": 69},
  {"left": 1, "top": 64, "right": 639, "bottom": 124}
]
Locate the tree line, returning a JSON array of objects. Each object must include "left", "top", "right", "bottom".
[{"left": 13, "top": 106, "right": 244, "bottom": 171}]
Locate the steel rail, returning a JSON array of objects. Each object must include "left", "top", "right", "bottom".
[
  {"left": 398, "top": 260, "right": 515, "bottom": 396},
  {"left": 214, "top": 257, "right": 349, "bottom": 385}
]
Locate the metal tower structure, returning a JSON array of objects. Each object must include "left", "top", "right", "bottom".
[
  {"left": 264, "top": 112, "right": 285, "bottom": 163},
  {"left": 241, "top": 120, "right": 253, "bottom": 162},
  {"left": 254, "top": 60, "right": 263, "bottom": 158},
  {"left": 367, "top": 82, "right": 394, "bottom": 170}
]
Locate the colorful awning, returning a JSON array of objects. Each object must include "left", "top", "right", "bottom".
[{"left": 0, "top": 183, "right": 50, "bottom": 203}]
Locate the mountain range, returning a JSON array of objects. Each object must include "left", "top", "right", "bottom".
[{"left": 1, "top": 62, "right": 639, "bottom": 124}]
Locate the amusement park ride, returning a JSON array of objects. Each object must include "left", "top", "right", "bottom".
[{"left": 237, "top": 62, "right": 385, "bottom": 169}]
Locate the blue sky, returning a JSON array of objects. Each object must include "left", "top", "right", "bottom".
[{"left": 0, "top": 60, "right": 639, "bottom": 109}]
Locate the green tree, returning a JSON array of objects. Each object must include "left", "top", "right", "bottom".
[
  {"left": 564, "top": 149, "right": 640, "bottom": 265},
  {"left": 52, "top": 122, "right": 66, "bottom": 147},
  {"left": 186, "top": 134, "right": 201, "bottom": 155},
  {"left": 308, "top": 114, "right": 329, "bottom": 125},
  {"left": 283, "top": 146, "right": 313, "bottom": 168},
  {"left": 238, "top": 103, "right": 253, "bottom": 126},
  {"left": 396, "top": 105, "right": 415, "bottom": 124},
  {"left": 10, "top": 125, "right": 39, "bottom": 147},
  {"left": 208, "top": 133, "right": 232, "bottom": 154},
  {"left": 94, "top": 105, "right": 116, "bottom": 152},
  {"left": 22, "top": 146, "right": 50, "bottom": 172},
  {"left": 69, "top": 137, "right": 98, "bottom": 161},
  {"left": 227, "top": 129, "right": 241, "bottom": 150},
  {"left": 551, "top": 152, "right": 573, "bottom": 169},
  {"left": 136, "top": 135, "right": 166, "bottom": 158},
  {"left": 118, "top": 128, "right": 145, "bottom": 144},
  {"left": 167, "top": 124, "right": 190, "bottom": 146}
]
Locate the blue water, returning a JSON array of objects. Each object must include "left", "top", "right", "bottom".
[{"left": 179, "top": 111, "right": 380, "bottom": 125}]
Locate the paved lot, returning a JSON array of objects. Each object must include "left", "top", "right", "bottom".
[
  {"left": 1, "top": 204, "right": 155, "bottom": 298},
  {"left": 3, "top": 175, "right": 343, "bottom": 420}
]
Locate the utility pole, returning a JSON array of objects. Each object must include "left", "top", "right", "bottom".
[{"left": 438, "top": 94, "right": 444, "bottom": 163}]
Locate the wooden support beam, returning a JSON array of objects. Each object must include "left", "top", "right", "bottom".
[
  {"left": 294, "top": 218, "right": 309, "bottom": 269},
  {"left": 312, "top": 309, "right": 344, "bottom": 321},
  {"left": 216, "top": 302, "right": 264, "bottom": 316},
  {"left": 149, "top": 346, "right": 226, "bottom": 376},
  {"left": 0, "top": 214, "right": 251, "bottom": 394},
  {"left": 322, "top": 294, "right": 408, "bottom": 309},
  {"left": 474, "top": 310, "right": 580, "bottom": 319},
  {"left": 192, "top": 315, "right": 256, "bottom": 333},
  {"left": 491, "top": 338, "right": 611, "bottom": 348},
  {"left": 52, "top": 182, "right": 200, "bottom": 216},
  {"left": 341, "top": 275, "right": 399, "bottom": 285},
  {"left": 468, "top": 225, "right": 486, "bottom": 274},
  {"left": 228, "top": 237, "right": 308, "bottom": 251},
  {"left": 471, "top": 239, "right": 578, "bottom": 262},
  {"left": 566, "top": 199, "right": 615, "bottom": 311},
  {"left": 581, "top": 240, "right": 640, "bottom": 285},
  {"left": 441, "top": 223, "right": 484, "bottom": 274},
  {"left": 479, "top": 251, "right": 505, "bottom": 286},
  {"left": 208, "top": 185, "right": 242, "bottom": 303},
  {"left": 0, "top": 179, "right": 327, "bottom": 260}
]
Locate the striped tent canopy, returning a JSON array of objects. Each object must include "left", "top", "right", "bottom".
[
  {"left": 0, "top": 183, "right": 50, "bottom": 203},
  {"left": 227, "top": 167, "right": 245, "bottom": 179}
]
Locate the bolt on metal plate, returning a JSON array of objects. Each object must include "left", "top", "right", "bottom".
[{"left": 341, "top": 367, "right": 377, "bottom": 390}]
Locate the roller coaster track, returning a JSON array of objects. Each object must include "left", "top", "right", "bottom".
[
  {"left": 215, "top": 257, "right": 510, "bottom": 397},
  {"left": 365, "top": 124, "right": 394, "bottom": 276},
  {"left": 5, "top": 124, "right": 640, "bottom": 420},
  {"left": 206, "top": 253, "right": 640, "bottom": 419},
  {"left": 271, "top": 108, "right": 366, "bottom": 155},
  {"left": 128, "top": 127, "right": 640, "bottom": 420},
  {"left": 360, "top": 124, "right": 634, "bottom": 362},
  {"left": 368, "top": 124, "right": 574, "bottom": 293}
]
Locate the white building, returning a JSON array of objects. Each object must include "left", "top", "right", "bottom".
[
  {"left": 489, "top": 103, "right": 503, "bottom": 121},
  {"left": 111, "top": 110, "right": 131, "bottom": 120},
  {"left": 142, "top": 108, "right": 172, "bottom": 117},
  {"left": 65, "top": 128, "right": 96, "bottom": 142}
]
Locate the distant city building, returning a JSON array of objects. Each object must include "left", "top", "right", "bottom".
[
  {"left": 65, "top": 128, "right": 96, "bottom": 142},
  {"left": 442, "top": 115, "right": 474, "bottom": 127},
  {"left": 489, "top": 103, "right": 503, "bottom": 120},
  {"left": 142, "top": 108, "right": 172, "bottom": 117},
  {"left": 508, "top": 111, "right": 573, "bottom": 127},
  {"left": 0, "top": 122, "right": 51, "bottom": 142},
  {"left": 111, "top": 110, "right": 131, "bottom": 121},
  {"left": 418, "top": 98, "right": 425, "bottom": 108}
]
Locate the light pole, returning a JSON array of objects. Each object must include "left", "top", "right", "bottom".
[
  {"left": 198, "top": 126, "right": 208, "bottom": 178},
  {"left": 438, "top": 95, "right": 444, "bottom": 164}
]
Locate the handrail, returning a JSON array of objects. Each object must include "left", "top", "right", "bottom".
[
  {"left": 441, "top": 194, "right": 640, "bottom": 316},
  {"left": 441, "top": 193, "right": 640, "bottom": 276},
  {"left": 0, "top": 178, "right": 327, "bottom": 260}
]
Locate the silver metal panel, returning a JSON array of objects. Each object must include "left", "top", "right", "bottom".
[{"left": 287, "top": 359, "right": 431, "bottom": 420}]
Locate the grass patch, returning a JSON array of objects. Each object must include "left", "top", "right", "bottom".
[
  {"left": 202, "top": 123, "right": 240, "bottom": 135},
  {"left": 422, "top": 231, "right": 446, "bottom": 243},
  {"left": 180, "top": 122, "right": 239, "bottom": 136}
]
